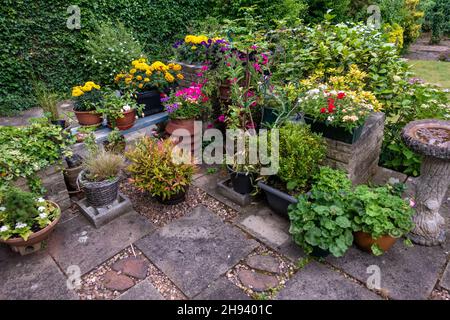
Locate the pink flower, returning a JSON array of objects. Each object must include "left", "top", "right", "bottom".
[
  {"left": 218, "top": 114, "right": 226, "bottom": 122},
  {"left": 201, "top": 65, "right": 209, "bottom": 71},
  {"left": 207, "top": 124, "right": 213, "bottom": 129},
  {"left": 409, "top": 199, "right": 416, "bottom": 208},
  {"left": 253, "top": 63, "right": 261, "bottom": 73},
  {"left": 197, "top": 72, "right": 203, "bottom": 77}
]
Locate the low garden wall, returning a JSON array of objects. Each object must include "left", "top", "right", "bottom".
[{"left": 323, "top": 112, "right": 385, "bottom": 185}]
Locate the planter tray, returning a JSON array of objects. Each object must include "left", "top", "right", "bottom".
[
  {"left": 258, "top": 181, "right": 298, "bottom": 217},
  {"left": 217, "top": 178, "right": 254, "bottom": 207},
  {"left": 76, "top": 193, "right": 133, "bottom": 228}
]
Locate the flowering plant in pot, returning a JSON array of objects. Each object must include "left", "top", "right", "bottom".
[
  {"left": 299, "top": 86, "right": 382, "bottom": 143},
  {"left": 172, "top": 34, "right": 229, "bottom": 65},
  {"left": 288, "top": 168, "right": 355, "bottom": 258},
  {"left": 348, "top": 184, "right": 415, "bottom": 256},
  {"left": 78, "top": 151, "right": 125, "bottom": 207},
  {"left": 0, "top": 187, "right": 61, "bottom": 255},
  {"left": 126, "top": 137, "right": 196, "bottom": 205},
  {"left": 258, "top": 122, "right": 326, "bottom": 216},
  {"left": 96, "top": 91, "right": 144, "bottom": 131},
  {"left": 72, "top": 81, "right": 103, "bottom": 126},
  {"left": 115, "top": 58, "right": 183, "bottom": 116}
]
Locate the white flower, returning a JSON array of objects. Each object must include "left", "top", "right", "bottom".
[
  {"left": 39, "top": 213, "right": 47, "bottom": 219},
  {"left": 330, "top": 90, "right": 337, "bottom": 96},
  {"left": 122, "top": 104, "right": 131, "bottom": 112},
  {"left": 37, "top": 197, "right": 45, "bottom": 203},
  {"left": 0, "top": 206, "right": 5, "bottom": 212},
  {"left": 0, "top": 225, "right": 9, "bottom": 232},
  {"left": 15, "top": 222, "right": 27, "bottom": 229},
  {"left": 307, "top": 89, "right": 320, "bottom": 96},
  {"left": 38, "top": 206, "right": 46, "bottom": 212},
  {"left": 327, "top": 116, "right": 335, "bottom": 122}
]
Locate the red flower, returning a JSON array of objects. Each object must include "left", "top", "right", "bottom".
[
  {"left": 337, "top": 92, "right": 346, "bottom": 99},
  {"left": 320, "top": 108, "right": 327, "bottom": 113},
  {"left": 327, "top": 98, "right": 335, "bottom": 104},
  {"left": 328, "top": 105, "right": 336, "bottom": 113}
]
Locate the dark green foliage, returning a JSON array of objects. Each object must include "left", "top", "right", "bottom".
[
  {"left": 0, "top": 188, "right": 38, "bottom": 230},
  {"left": 0, "top": 0, "right": 211, "bottom": 115}
]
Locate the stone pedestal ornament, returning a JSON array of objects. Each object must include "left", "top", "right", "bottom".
[{"left": 402, "top": 119, "right": 450, "bottom": 246}]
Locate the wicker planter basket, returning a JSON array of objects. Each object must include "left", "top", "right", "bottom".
[{"left": 78, "top": 170, "right": 120, "bottom": 207}]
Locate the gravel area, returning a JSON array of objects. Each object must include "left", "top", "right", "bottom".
[
  {"left": 430, "top": 288, "right": 450, "bottom": 300},
  {"left": 121, "top": 181, "right": 238, "bottom": 227},
  {"left": 76, "top": 245, "right": 186, "bottom": 300},
  {"left": 226, "top": 245, "right": 296, "bottom": 300}
]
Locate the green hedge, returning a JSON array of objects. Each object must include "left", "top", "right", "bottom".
[{"left": 0, "top": 0, "right": 211, "bottom": 115}]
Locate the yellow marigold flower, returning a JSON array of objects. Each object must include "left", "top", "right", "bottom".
[
  {"left": 72, "top": 86, "right": 84, "bottom": 97},
  {"left": 82, "top": 84, "right": 92, "bottom": 92},
  {"left": 138, "top": 83, "right": 144, "bottom": 89},
  {"left": 146, "top": 70, "right": 152, "bottom": 76},
  {"left": 164, "top": 72, "right": 175, "bottom": 83},
  {"left": 131, "top": 60, "right": 138, "bottom": 66},
  {"left": 172, "top": 64, "right": 182, "bottom": 71},
  {"left": 176, "top": 73, "right": 184, "bottom": 80},
  {"left": 144, "top": 78, "right": 150, "bottom": 82},
  {"left": 130, "top": 68, "right": 137, "bottom": 74},
  {"left": 138, "top": 57, "right": 147, "bottom": 63},
  {"left": 136, "top": 75, "right": 143, "bottom": 81}
]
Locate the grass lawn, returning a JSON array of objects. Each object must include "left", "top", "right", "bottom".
[{"left": 407, "top": 60, "right": 450, "bottom": 90}]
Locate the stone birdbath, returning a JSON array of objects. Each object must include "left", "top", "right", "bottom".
[{"left": 402, "top": 119, "right": 450, "bottom": 246}]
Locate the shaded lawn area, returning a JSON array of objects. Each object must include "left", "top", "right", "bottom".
[{"left": 408, "top": 60, "right": 450, "bottom": 91}]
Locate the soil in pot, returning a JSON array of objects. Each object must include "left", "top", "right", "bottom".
[
  {"left": 108, "top": 110, "right": 136, "bottom": 131},
  {"left": 354, "top": 231, "right": 397, "bottom": 254},
  {"left": 154, "top": 187, "right": 188, "bottom": 205},
  {"left": 74, "top": 110, "right": 102, "bottom": 126},
  {"left": 227, "top": 166, "right": 256, "bottom": 195}
]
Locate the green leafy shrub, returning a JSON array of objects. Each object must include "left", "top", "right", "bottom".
[
  {"left": 305, "top": 0, "right": 351, "bottom": 23},
  {"left": 0, "top": 118, "right": 73, "bottom": 192},
  {"left": 126, "top": 137, "right": 196, "bottom": 200},
  {"left": 348, "top": 185, "right": 415, "bottom": 255},
  {"left": 84, "top": 22, "right": 144, "bottom": 86},
  {"left": 0, "top": 188, "right": 60, "bottom": 241},
  {"left": 288, "top": 168, "right": 355, "bottom": 257},
  {"left": 278, "top": 123, "right": 326, "bottom": 192}
]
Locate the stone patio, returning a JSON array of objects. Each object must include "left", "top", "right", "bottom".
[{"left": 0, "top": 166, "right": 449, "bottom": 300}]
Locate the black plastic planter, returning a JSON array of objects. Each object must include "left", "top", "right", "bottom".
[
  {"left": 227, "top": 166, "right": 255, "bottom": 195},
  {"left": 135, "top": 90, "right": 164, "bottom": 116},
  {"left": 155, "top": 187, "right": 188, "bottom": 205},
  {"left": 304, "top": 115, "right": 364, "bottom": 144},
  {"left": 257, "top": 181, "right": 298, "bottom": 217},
  {"left": 51, "top": 119, "right": 66, "bottom": 130},
  {"left": 261, "top": 107, "right": 278, "bottom": 127}
]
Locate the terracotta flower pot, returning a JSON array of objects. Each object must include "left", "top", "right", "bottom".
[
  {"left": 165, "top": 118, "right": 201, "bottom": 154},
  {"left": 0, "top": 201, "right": 61, "bottom": 255},
  {"left": 354, "top": 231, "right": 397, "bottom": 254},
  {"left": 74, "top": 110, "right": 103, "bottom": 126},
  {"left": 108, "top": 109, "right": 136, "bottom": 131}
]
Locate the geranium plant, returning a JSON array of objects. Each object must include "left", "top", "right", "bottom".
[
  {"left": 125, "top": 137, "right": 196, "bottom": 201},
  {"left": 173, "top": 34, "right": 229, "bottom": 64},
  {"left": 72, "top": 81, "right": 102, "bottom": 111},
  {"left": 0, "top": 188, "right": 60, "bottom": 241},
  {"left": 115, "top": 58, "right": 183, "bottom": 92},
  {"left": 299, "top": 86, "right": 382, "bottom": 131},
  {"left": 162, "top": 83, "right": 211, "bottom": 120}
]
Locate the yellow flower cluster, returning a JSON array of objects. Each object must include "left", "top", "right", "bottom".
[
  {"left": 184, "top": 35, "right": 209, "bottom": 45},
  {"left": 72, "top": 81, "right": 101, "bottom": 97},
  {"left": 115, "top": 58, "right": 183, "bottom": 90}
]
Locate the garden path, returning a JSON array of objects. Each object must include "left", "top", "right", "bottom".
[{"left": 0, "top": 166, "right": 449, "bottom": 300}]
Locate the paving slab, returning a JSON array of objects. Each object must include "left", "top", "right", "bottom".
[
  {"left": 235, "top": 203, "right": 291, "bottom": 248},
  {"left": 117, "top": 280, "right": 164, "bottom": 300},
  {"left": 278, "top": 239, "right": 307, "bottom": 263},
  {"left": 439, "top": 262, "right": 450, "bottom": 291},
  {"left": 0, "top": 248, "right": 78, "bottom": 300},
  {"left": 194, "top": 277, "right": 251, "bottom": 300},
  {"left": 371, "top": 166, "right": 408, "bottom": 186},
  {"left": 48, "top": 210, "right": 155, "bottom": 275},
  {"left": 326, "top": 242, "right": 447, "bottom": 300},
  {"left": 276, "top": 261, "right": 380, "bottom": 300},
  {"left": 136, "top": 205, "right": 259, "bottom": 298}
]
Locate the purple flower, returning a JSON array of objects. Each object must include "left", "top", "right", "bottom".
[
  {"left": 172, "top": 40, "right": 183, "bottom": 49},
  {"left": 166, "top": 103, "right": 180, "bottom": 114},
  {"left": 160, "top": 96, "right": 170, "bottom": 103},
  {"left": 408, "top": 77, "right": 424, "bottom": 85}
]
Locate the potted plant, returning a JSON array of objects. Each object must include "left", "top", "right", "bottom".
[
  {"left": 0, "top": 187, "right": 61, "bottom": 255},
  {"left": 103, "top": 128, "right": 126, "bottom": 154},
  {"left": 72, "top": 81, "right": 103, "bottom": 126},
  {"left": 78, "top": 150, "right": 125, "bottom": 207},
  {"left": 348, "top": 184, "right": 415, "bottom": 255},
  {"left": 97, "top": 91, "right": 143, "bottom": 131},
  {"left": 299, "top": 86, "right": 382, "bottom": 144},
  {"left": 288, "top": 167, "right": 355, "bottom": 258},
  {"left": 126, "top": 137, "right": 195, "bottom": 205},
  {"left": 258, "top": 122, "right": 326, "bottom": 216},
  {"left": 162, "top": 82, "right": 211, "bottom": 152},
  {"left": 115, "top": 58, "right": 183, "bottom": 116},
  {"left": 34, "top": 81, "right": 67, "bottom": 129}
]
